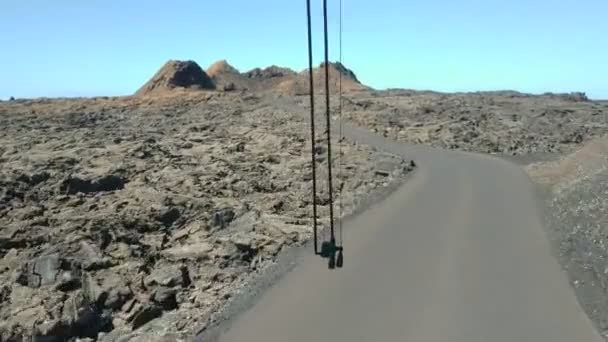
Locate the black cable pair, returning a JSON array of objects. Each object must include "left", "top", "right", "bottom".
[{"left": 306, "top": 0, "right": 344, "bottom": 269}]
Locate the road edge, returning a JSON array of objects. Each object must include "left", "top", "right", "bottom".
[{"left": 193, "top": 166, "right": 418, "bottom": 342}]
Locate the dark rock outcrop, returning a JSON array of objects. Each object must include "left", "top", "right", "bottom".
[{"left": 60, "top": 174, "right": 125, "bottom": 194}]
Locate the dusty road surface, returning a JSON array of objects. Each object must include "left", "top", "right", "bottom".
[{"left": 212, "top": 124, "right": 602, "bottom": 342}]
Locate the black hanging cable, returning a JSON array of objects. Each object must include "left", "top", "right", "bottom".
[
  {"left": 323, "top": 0, "right": 336, "bottom": 244},
  {"left": 338, "top": 0, "right": 344, "bottom": 248},
  {"left": 306, "top": 0, "right": 319, "bottom": 254}
]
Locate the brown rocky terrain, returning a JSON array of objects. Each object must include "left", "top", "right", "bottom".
[{"left": 0, "top": 89, "right": 413, "bottom": 340}]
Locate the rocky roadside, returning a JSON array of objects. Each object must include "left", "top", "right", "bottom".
[
  {"left": 526, "top": 138, "right": 608, "bottom": 340},
  {"left": 0, "top": 91, "right": 414, "bottom": 341}
]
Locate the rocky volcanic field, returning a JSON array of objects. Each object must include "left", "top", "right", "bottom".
[
  {"left": 1, "top": 59, "right": 607, "bottom": 341},
  {"left": 339, "top": 89, "right": 607, "bottom": 156},
  {"left": 0, "top": 61, "right": 411, "bottom": 342}
]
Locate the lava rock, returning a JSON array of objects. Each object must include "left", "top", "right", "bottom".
[
  {"left": 61, "top": 174, "right": 125, "bottom": 194},
  {"left": 223, "top": 82, "right": 236, "bottom": 92},
  {"left": 130, "top": 302, "right": 163, "bottom": 330},
  {"left": 22, "top": 254, "right": 61, "bottom": 287},
  {"left": 161, "top": 242, "right": 213, "bottom": 261},
  {"left": 152, "top": 287, "right": 178, "bottom": 311},
  {"left": 211, "top": 208, "right": 235, "bottom": 229},
  {"left": 157, "top": 207, "right": 181, "bottom": 227},
  {"left": 144, "top": 265, "right": 187, "bottom": 288}
]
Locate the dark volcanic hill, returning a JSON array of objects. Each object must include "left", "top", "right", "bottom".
[{"left": 136, "top": 60, "right": 215, "bottom": 96}]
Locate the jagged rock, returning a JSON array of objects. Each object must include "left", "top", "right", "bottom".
[
  {"left": 4, "top": 287, "right": 112, "bottom": 340},
  {"left": 231, "top": 233, "right": 253, "bottom": 249},
  {"left": 130, "top": 302, "right": 163, "bottom": 330},
  {"left": 375, "top": 158, "right": 401, "bottom": 177},
  {"left": 144, "top": 265, "right": 188, "bottom": 288},
  {"left": 107, "top": 242, "right": 132, "bottom": 260},
  {"left": 82, "top": 272, "right": 133, "bottom": 311},
  {"left": 57, "top": 291, "right": 113, "bottom": 338},
  {"left": 82, "top": 273, "right": 104, "bottom": 305},
  {"left": 0, "top": 285, "right": 10, "bottom": 304},
  {"left": 55, "top": 270, "right": 81, "bottom": 292},
  {"left": 105, "top": 285, "right": 133, "bottom": 311},
  {"left": 227, "top": 210, "right": 259, "bottom": 233},
  {"left": 157, "top": 207, "right": 181, "bottom": 227},
  {"left": 231, "top": 234, "right": 257, "bottom": 263},
  {"left": 211, "top": 208, "right": 235, "bottom": 229},
  {"left": 21, "top": 254, "right": 61, "bottom": 287},
  {"left": 161, "top": 242, "right": 213, "bottom": 261},
  {"left": 17, "top": 172, "right": 50, "bottom": 186},
  {"left": 95, "top": 175, "right": 126, "bottom": 192},
  {"left": 16, "top": 255, "right": 82, "bottom": 291},
  {"left": 152, "top": 287, "right": 178, "bottom": 311},
  {"left": 79, "top": 241, "right": 114, "bottom": 271}
]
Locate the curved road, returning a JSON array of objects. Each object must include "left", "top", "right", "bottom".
[{"left": 215, "top": 122, "right": 602, "bottom": 341}]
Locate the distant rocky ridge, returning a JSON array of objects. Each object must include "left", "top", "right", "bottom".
[
  {"left": 244, "top": 66, "right": 296, "bottom": 80},
  {"left": 275, "top": 62, "right": 369, "bottom": 95},
  {"left": 136, "top": 59, "right": 368, "bottom": 96},
  {"left": 205, "top": 60, "right": 366, "bottom": 94}
]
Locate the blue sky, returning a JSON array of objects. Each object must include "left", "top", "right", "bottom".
[{"left": 1, "top": 0, "right": 607, "bottom": 99}]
